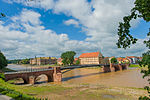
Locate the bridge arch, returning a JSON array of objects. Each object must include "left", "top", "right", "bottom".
[{"left": 35, "top": 74, "right": 48, "bottom": 84}]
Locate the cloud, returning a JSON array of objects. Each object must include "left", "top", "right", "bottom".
[
  {"left": 64, "top": 19, "right": 79, "bottom": 27},
  {"left": 4, "top": 0, "right": 54, "bottom": 10},
  {"left": 2, "top": 0, "right": 148, "bottom": 59},
  {"left": 0, "top": 9, "right": 100, "bottom": 59}
]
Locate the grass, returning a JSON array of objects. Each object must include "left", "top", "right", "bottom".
[
  {"left": 0, "top": 67, "right": 148, "bottom": 100},
  {"left": 0, "top": 77, "right": 138, "bottom": 100},
  {"left": 129, "top": 64, "right": 140, "bottom": 68}
]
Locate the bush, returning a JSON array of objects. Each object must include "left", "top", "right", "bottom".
[
  {"left": 75, "top": 59, "right": 80, "bottom": 65},
  {"left": 0, "top": 73, "right": 5, "bottom": 80},
  {"left": 0, "top": 77, "right": 50, "bottom": 100},
  {"left": 0, "top": 51, "right": 7, "bottom": 69},
  {"left": 111, "top": 58, "right": 118, "bottom": 64}
]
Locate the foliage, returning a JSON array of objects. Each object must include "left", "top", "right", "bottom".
[
  {"left": 0, "top": 73, "right": 5, "bottom": 80},
  {"left": 117, "top": 0, "right": 150, "bottom": 99},
  {"left": 0, "top": 51, "right": 7, "bottom": 69},
  {"left": 0, "top": 78, "right": 50, "bottom": 100},
  {"left": 139, "top": 51, "right": 150, "bottom": 78},
  {"left": 75, "top": 59, "right": 80, "bottom": 65},
  {"left": 7, "top": 59, "right": 21, "bottom": 64},
  {"left": 110, "top": 58, "right": 118, "bottom": 64},
  {"left": 129, "top": 64, "right": 140, "bottom": 68},
  {"left": 61, "top": 51, "right": 76, "bottom": 65},
  {"left": 20, "top": 58, "right": 30, "bottom": 64},
  {"left": 117, "top": 0, "right": 150, "bottom": 49}
]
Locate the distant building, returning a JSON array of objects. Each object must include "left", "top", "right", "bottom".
[
  {"left": 30, "top": 57, "right": 57, "bottom": 65},
  {"left": 126, "top": 56, "right": 140, "bottom": 64},
  {"left": 57, "top": 58, "right": 63, "bottom": 65},
  {"left": 117, "top": 57, "right": 130, "bottom": 64},
  {"left": 138, "top": 57, "right": 143, "bottom": 61},
  {"left": 79, "top": 52, "right": 103, "bottom": 65},
  {"left": 101, "top": 57, "right": 110, "bottom": 65},
  {"left": 73, "top": 57, "right": 79, "bottom": 64}
]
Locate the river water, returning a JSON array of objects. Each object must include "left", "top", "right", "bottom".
[
  {"left": 62, "top": 68, "right": 149, "bottom": 88},
  {"left": 7, "top": 64, "right": 32, "bottom": 71},
  {"left": 7, "top": 64, "right": 149, "bottom": 88}
]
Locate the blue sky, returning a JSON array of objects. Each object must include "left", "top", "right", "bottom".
[
  {"left": 0, "top": 0, "right": 86, "bottom": 40},
  {"left": 0, "top": 0, "right": 149, "bottom": 59}
]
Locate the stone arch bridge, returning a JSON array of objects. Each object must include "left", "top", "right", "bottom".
[{"left": 4, "top": 64, "right": 128, "bottom": 84}]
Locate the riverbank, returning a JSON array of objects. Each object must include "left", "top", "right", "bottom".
[
  {"left": 1, "top": 79, "right": 148, "bottom": 100},
  {"left": 4, "top": 64, "right": 149, "bottom": 100}
]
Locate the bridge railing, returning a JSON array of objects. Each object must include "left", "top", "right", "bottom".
[{"left": 5, "top": 67, "right": 53, "bottom": 74}]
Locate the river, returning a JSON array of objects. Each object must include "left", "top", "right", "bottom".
[
  {"left": 62, "top": 68, "right": 149, "bottom": 88},
  {"left": 7, "top": 64, "right": 149, "bottom": 88},
  {"left": 7, "top": 64, "right": 33, "bottom": 71}
]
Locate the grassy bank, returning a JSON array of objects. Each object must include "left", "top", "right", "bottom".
[
  {"left": 0, "top": 77, "right": 148, "bottom": 100},
  {"left": 129, "top": 64, "right": 140, "bottom": 68},
  {"left": 0, "top": 78, "right": 39, "bottom": 100},
  {"left": 0, "top": 67, "right": 148, "bottom": 100}
]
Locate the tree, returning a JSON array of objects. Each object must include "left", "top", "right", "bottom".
[
  {"left": 61, "top": 51, "right": 76, "bottom": 65},
  {"left": 0, "top": 51, "right": 7, "bottom": 69},
  {"left": 110, "top": 57, "right": 118, "bottom": 64},
  {"left": 117, "top": 0, "right": 150, "bottom": 99},
  {"left": 20, "top": 58, "right": 30, "bottom": 64},
  {"left": 75, "top": 59, "right": 80, "bottom": 65},
  {"left": 117, "top": 0, "right": 150, "bottom": 49}
]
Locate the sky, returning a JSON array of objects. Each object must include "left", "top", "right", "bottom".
[{"left": 0, "top": 0, "right": 149, "bottom": 59}]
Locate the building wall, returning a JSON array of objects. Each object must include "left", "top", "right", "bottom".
[
  {"left": 79, "top": 57, "right": 102, "bottom": 65},
  {"left": 30, "top": 57, "right": 57, "bottom": 65}
]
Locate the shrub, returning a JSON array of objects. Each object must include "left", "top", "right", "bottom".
[
  {"left": 111, "top": 58, "right": 118, "bottom": 64},
  {"left": 0, "top": 73, "right": 5, "bottom": 80}
]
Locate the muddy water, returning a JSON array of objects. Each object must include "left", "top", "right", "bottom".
[{"left": 62, "top": 68, "right": 149, "bottom": 88}]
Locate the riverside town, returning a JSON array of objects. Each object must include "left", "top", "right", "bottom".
[{"left": 0, "top": 0, "right": 150, "bottom": 100}]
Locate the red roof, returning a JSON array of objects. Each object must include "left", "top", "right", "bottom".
[
  {"left": 74, "top": 58, "right": 78, "bottom": 61},
  {"left": 79, "top": 52, "right": 102, "bottom": 58},
  {"left": 117, "top": 57, "right": 129, "bottom": 61},
  {"left": 57, "top": 58, "right": 62, "bottom": 62},
  {"left": 126, "top": 56, "right": 137, "bottom": 58}
]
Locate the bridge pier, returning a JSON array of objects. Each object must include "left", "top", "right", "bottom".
[
  {"left": 53, "top": 67, "right": 62, "bottom": 82},
  {"left": 102, "top": 64, "right": 128, "bottom": 73},
  {"left": 110, "top": 64, "right": 115, "bottom": 72},
  {"left": 29, "top": 76, "right": 35, "bottom": 84},
  {"left": 118, "top": 64, "right": 123, "bottom": 71}
]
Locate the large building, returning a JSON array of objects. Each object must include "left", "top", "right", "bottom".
[
  {"left": 30, "top": 57, "right": 57, "bottom": 65},
  {"left": 79, "top": 52, "right": 103, "bottom": 65}
]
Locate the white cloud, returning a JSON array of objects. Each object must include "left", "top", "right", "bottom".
[
  {"left": 0, "top": 9, "right": 100, "bottom": 59},
  {"left": 1, "top": 0, "right": 148, "bottom": 59},
  {"left": 64, "top": 19, "right": 79, "bottom": 27},
  {"left": 4, "top": 0, "right": 54, "bottom": 10}
]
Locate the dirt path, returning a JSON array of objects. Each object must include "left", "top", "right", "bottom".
[{"left": 0, "top": 94, "right": 13, "bottom": 100}]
